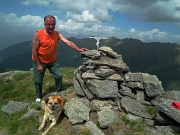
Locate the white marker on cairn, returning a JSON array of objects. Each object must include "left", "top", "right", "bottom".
[{"left": 89, "top": 28, "right": 107, "bottom": 50}]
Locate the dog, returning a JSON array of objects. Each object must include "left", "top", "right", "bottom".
[{"left": 38, "top": 95, "right": 65, "bottom": 135}]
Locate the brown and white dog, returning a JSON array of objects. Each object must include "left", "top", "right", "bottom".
[{"left": 38, "top": 95, "right": 65, "bottom": 135}]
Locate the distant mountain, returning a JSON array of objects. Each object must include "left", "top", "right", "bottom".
[
  {"left": 0, "top": 34, "right": 33, "bottom": 50},
  {"left": 0, "top": 37, "right": 180, "bottom": 90},
  {"left": 0, "top": 30, "right": 87, "bottom": 50}
]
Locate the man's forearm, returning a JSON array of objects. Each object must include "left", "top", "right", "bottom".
[
  {"left": 67, "top": 41, "right": 80, "bottom": 51},
  {"left": 33, "top": 51, "right": 41, "bottom": 66}
]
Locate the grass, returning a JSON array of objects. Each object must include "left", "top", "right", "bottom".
[
  {"left": 121, "top": 115, "right": 145, "bottom": 133},
  {"left": 144, "top": 105, "right": 158, "bottom": 117},
  {"left": 0, "top": 67, "right": 76, "bottom": 135},
  {"left": 0, "top": 67, "right": 76, "bottom": 103}
]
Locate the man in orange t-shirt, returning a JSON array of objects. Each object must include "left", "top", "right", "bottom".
[{"left": 32, "top": 15, "right": 88, "bottom": 102}]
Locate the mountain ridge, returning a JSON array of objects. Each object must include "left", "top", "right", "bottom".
[{"left": 0, "top": 37, "right": 180, "bottom": 90}]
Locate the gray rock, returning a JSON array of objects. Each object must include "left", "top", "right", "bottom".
[
  {"left": 76, "top": 73, "right": 95, "bottom": 100},
  {"left": 155, "top": 125, "right": 180, "bottom": 133},
  {"left": 143, "top": 73, "right": 164, "bottom": 98},
  {"left": 163, "top": 90, "right": 180, "bottom": 101},
  {"left": 64, "top": 98, "right": 91, "bottom": 124},
  {"left": 144, "top": 127, "right": 174, "bottom": 135},
  {"left": 157, "top": 99, "right": 180, "bottom": 124},
  {"left": 1, "top": 100, "right": 30, "bottom": 115},
  {"left": 99, "top": 46, "right": 118, "bottom": 59},
  {"left": 106, "top": 73, "right": 124, "bottom": 81},
  {"left": 86, "top": 65, "right": 96, "bottom": 70},
  {"left": 135, "top": 90, "right": 146, "bottom": 101},
  {"left": 73, "top": 78, "right": 85, "bottom": 96},
  {"left": 82, "top": 72, "right": 101, "bottom": 79},
  {"left": 150, "top": 97, "right": 165, "bottom": 106},
  {"left": 0, "top": 71, "right": 14, "bottom": 82},
  {"left": 78, "top": 98, "right": 91, "bottom": 109},
  {"left": 121, "top": 97, "right": 152, "bottom": 119},
  {"left": 97, "top": 109, "right": 119, "bottom": 128},
  {"left": 155, "top": 112, "right": 177, "bottom": 125},
  {"left": 91, "top": 100, "right": 112, "bottom": 112},
  {"left": 85, "top": 56, "right": 130, "bottom": 73},
  {"left": 124, "top": 72, "right": 143, "bottom": 82},
  {"left": 85, "top": 121, "right": 105, "bottom": 135},
  {"left": 126, "top": 113, "right": 143, "bottom": 122},
  {"left": 76, "top": 65, "right": 86, "bottom": 73},
  {"left": 82, "top": 72, "right": 124, "bottom": 81},
  {"left": 86, "top": 79, "right": 118, "bottom": 98},
  {"left": 0, "top": 71, "right": 31, "bottom": 83},
  {"left": 81, "top": 50, "right": 101, "bottom": 60},
  {"left": 124, "top": 81, "right": 144, "bottom": 89},
  {"left": 119, "top": 85, "right": 136, "bottom": 99},
  {"left": 71, "top": 125, "right": 90, "bottom": 135},
  {"left": 95, "top": 67, "right": 116, "bottom": 78},
  {"left": 143, "top": 119, "right": 154, "bottom": 127},
  {"left": 19, "top": 108, "right": 38, "bottom": 120}
]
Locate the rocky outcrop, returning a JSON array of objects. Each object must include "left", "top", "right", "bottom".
[
  {"left": 1, "top": 46, "right": 180, "bottom": 135},
  {"left": 72, "top": 46, "right": 180, "bottom": 134}
]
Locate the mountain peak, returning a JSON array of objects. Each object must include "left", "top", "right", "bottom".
[{"left": 108, "top": 36, "right": 117, "bottom": 40}]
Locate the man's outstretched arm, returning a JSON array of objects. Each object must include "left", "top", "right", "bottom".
[{"left": 58, "top": 32, "right": 88, "bottom": 52}]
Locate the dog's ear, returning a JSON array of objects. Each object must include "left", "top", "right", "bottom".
[
  {"left": 57, "top": 96, "right": 65, "bottom": 106},
  {"left": 41, "top": 97, "right": 50, "bottom": 104},
  {"left": 45, "top": 98, "right": 49, "bottom": 104}
]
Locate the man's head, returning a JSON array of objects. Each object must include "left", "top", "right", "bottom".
[{"left": 44, "top": 15, "right": 56, "bottom": 35}]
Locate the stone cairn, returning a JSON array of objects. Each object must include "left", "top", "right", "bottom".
[
  {"left": 70, "top": 46, "right": 180, "bottom": 134},
  {"left": 74, "top": 46, "right": 164, "bottom": 101}
]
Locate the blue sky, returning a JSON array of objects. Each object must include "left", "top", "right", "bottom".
[{"left": 0, "top": 0, "right": 180, "bottom": 47}]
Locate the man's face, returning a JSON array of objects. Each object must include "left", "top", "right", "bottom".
[{"left": 44, "top": 17, "right": 56, "bottom": 34}]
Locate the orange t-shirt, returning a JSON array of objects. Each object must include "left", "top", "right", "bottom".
[{"left": 32, "top": 29, "right": 59, "bottom": 64}]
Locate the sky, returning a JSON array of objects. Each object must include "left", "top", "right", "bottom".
[{"left": 1, "top": 0, "right": 180, "bottom": 46}]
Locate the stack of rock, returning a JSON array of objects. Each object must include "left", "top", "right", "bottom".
[
  {"left": 71, "top": 46, "right": 180, "bottom": 132},
  {"left": 74, "top": 46, "right": 164, "bottom": 103}
]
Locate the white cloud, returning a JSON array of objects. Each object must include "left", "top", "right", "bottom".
[
  {"left": 57, "top": 19, "right": 84, "bottom": 32},
  {"left": 1, "top": 0, "right": 180, "bottom": 44},
  {"left": 21, "top": 0, "right": 113, "bottom": 23},
  {"left": 21, "top": 0, "right": 52, "bottom": 6},
  {"left": 0, "top": 13, "right": 43, "bottom": 36},
  {"left": 113, "top": 0, "right": 180, "bottom": 22},
  {"left": 128, "top": 28, "right": 180, "bottom": 43},
  {"left": 0, "top": 12, "right": 180, "bottom": 43},
  {"left": 21, "top": 0, "right": 180, "bottom": 23},
  {"left": 93, "top": 8, "right": 113, "bottom": 22},
  {"left": 66, "top": 11, "right": 98, "bottom": 23}
]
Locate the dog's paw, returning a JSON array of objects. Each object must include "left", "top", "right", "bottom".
[{"left": 38, "top": 126, "right": 43, "bottom": 131}]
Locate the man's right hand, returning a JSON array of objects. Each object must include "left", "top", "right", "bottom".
[
  {"left": 79, "top": 48, "right": 88, "bottom": 52},
  {"left": 37, "top": 64, "right": 43, "bottom": 73}
]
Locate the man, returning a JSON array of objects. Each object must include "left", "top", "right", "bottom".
[{"left": 32, "top": 15, "right": 88, "bottom": 102}]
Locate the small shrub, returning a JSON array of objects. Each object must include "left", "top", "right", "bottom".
[
  {"left": 96, "top": 121, "right": 101, "bottom": 128},
  {"left": 130, "top": 121, "right": 144, "bottom": 132},
  {"left": 121, "top": 115, "right": 128, "bottom": 124},
  {"left": 144, "top": 105, "right": 158, "bottom": 117}
]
